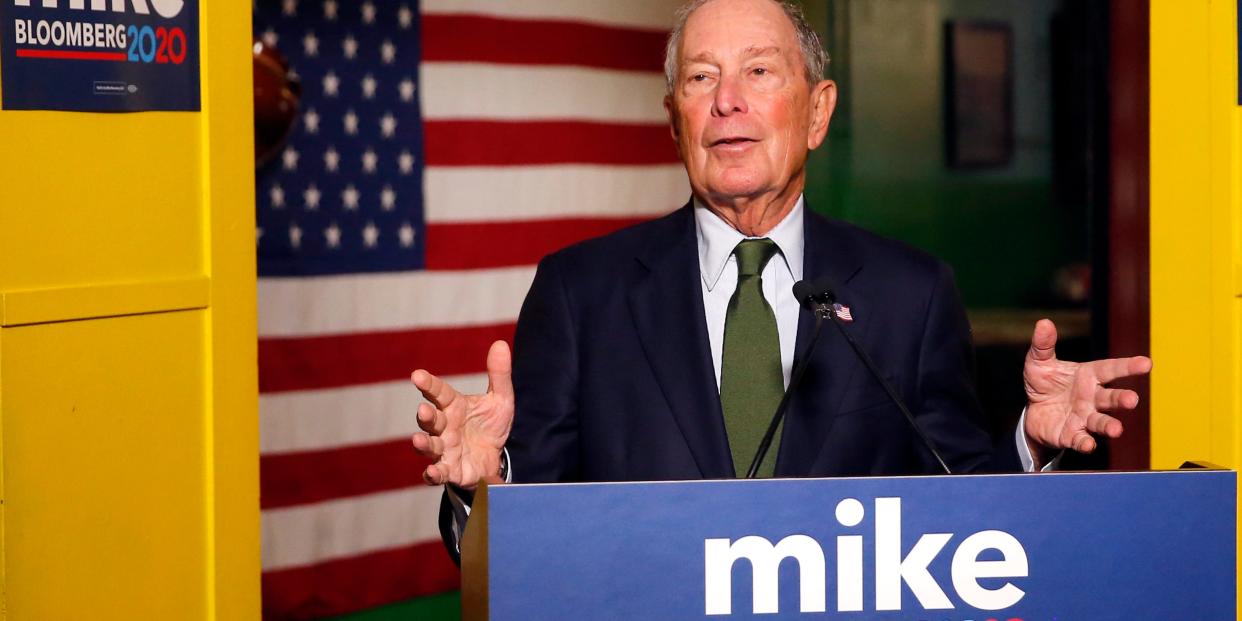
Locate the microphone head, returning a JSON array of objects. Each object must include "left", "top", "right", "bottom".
[
  {"left": 792, "top": 276, "right": 837, "bottom": 306},
  {"left": 792, "top": 280, "right": 818, "bottom": 305}
]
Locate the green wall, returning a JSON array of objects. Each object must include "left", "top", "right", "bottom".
[{"left": 801, "top": 0, "right": 1084, "bottom": 308}]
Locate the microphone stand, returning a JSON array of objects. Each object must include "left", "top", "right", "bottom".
[
  {"left": 745, "top": 304, "right": 829, "bottom": 479},
  {"left": 820, "top": 298, "right": 954, "bottom": 476}
]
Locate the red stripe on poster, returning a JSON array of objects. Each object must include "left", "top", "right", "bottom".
[{"left": 15, "top": 48, "right": 127, "bottom": 61}]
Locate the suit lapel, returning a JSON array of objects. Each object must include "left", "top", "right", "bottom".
[
  {"left": 628, "top": 205, "right": 734, "bottom": 478},
  {"left": 778, "top": 212, "right": 872, "bottom": 477}
]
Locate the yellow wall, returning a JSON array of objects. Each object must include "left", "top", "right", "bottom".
[
  {"left": 1149, "top": 0, "right": 1242, "bottom": 612},
  {"left": 1150, "top": 1, "right": 1241, "bottom": 468},
  {"left": 0, "top": 2, "right": 258, "bottom": 619}
]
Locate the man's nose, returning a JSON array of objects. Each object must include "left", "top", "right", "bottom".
[{"left": 711, "top": 73, "right": 749, "bottom": 117}]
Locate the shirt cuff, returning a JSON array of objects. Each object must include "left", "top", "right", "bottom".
[
  {"left": 1015, "top": 407, "right": 1063, "bottom": 472},
  {"left": 443, "top": 447, "right": 512, "bottom": 541}
]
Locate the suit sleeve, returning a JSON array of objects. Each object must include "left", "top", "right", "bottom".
[
  {"left": 913, "top": 262, "right": 1021, "bottom": 473},
  {"left": 506, "top": 252, "right": 582, "bottom": 483}
]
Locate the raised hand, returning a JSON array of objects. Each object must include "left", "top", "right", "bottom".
[
  {"left": 1022, "top": 319, "right": 1152, "bottom": 461},
  {"left": 411, "top": 340, "right": 515, "bottom": 490}
]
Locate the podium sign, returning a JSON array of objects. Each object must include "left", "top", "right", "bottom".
[{"left": 463, "top": 471, "right": 1234, "bottom": 620}]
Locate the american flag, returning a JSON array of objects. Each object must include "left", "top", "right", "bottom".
[
  {"left": 253, "top": 1, "right": 686, "bottom": 618},
  {"left": 832, "top": 302, "right": 853, "bottom": 323}
]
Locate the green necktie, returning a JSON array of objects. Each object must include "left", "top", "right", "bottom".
[{"left": 720, "top": 238, "right": 784, "bottom": 478}]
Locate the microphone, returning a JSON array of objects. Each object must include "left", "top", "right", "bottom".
[{"left": 747, "top": 277, "right": 954, "bottom": 477}]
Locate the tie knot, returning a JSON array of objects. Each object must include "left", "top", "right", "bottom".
[{"left": 734, "top": 238, "right": 778, "bottom": 277}]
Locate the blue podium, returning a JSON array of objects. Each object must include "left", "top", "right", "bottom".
[{"left": 461, "top": 470, "right": 1235, "bottom": 620}]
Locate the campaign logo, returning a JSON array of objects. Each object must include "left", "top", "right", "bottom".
[
  {"left": 704, "top": 497, "right": 1028, "bottom": 617},
  {"left": 2, "top": 0, "right": 200, "bottom": 111}
]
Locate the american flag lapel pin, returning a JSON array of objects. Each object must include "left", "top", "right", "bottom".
[{"left": 832, "top": 302, "right": 854, "bottom": 323}]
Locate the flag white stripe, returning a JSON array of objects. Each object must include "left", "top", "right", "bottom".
[
  {"left": 260, "top": 374, "right": 490, "bottom": 454},
  {"left": 425, "top": 164, "right": 687, "bottom": 223},
  {"left": 421, "top": 0, "right": 676, "bottom": 30},
  {"left": 262, "top": 486, "right": 444, "bottom": 571},
  {"left": 258, "top": 267, "right": 533, "bottom": 337},
  {"left": 421, "top": 63, "right": 668, "bottom": 123}
]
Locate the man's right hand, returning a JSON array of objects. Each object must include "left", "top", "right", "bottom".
[{"left": 411, "top": 340, "right": 514, "bottom": 490}]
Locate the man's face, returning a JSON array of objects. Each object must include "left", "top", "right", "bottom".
[{"left": 665, "top": 0, "right": 834, "bottom": 206}]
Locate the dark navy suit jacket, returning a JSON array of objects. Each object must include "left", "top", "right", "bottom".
[{"left": 440, "top": 205, "right": 1019, "bottom": 558}]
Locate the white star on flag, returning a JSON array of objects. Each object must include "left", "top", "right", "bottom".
[
  {"left": 362, "top": 74, "right": 377, "bottom": 99},
  {"left": 398, "top": 222, "right": 415, "bottom": 247},
  {"left": 361, "top": 1, "right": 376, "bottom": 24},
  {"left": 288, "top": 223, "right": 303, "bottom": 248},
  {"left": 343, "top": 35, "right": 359, "bottom": 60},
  {"left": 324, "top": 223, "right": 342, "bottom": 248},
  {"left": 381, "top": 40, "right": 396, "bottom": 64},
  {"left": 362, "top": 221, "right": 379, "bottom": 248},
  {"left": 256, "top": 226, "right": 264, "bottom": 245},
  {"left": 269, "top": 184, "right": 285, "bottom": 208},
  {"left": 303, "top": 184, "right": 322, "bottom": 210},
  {"left": 342, "top": 185, "right": 360, "bottom": 210},
  {"left": 282, "top": 0, "right": 297, "bottom": 16},
  {"left": 398, "top": 78, "right": 415, "bottom": 102},
  {"left": 362, "top": 149, "right": 378, "bottom": 174},
  {"left": 303, "top": 31, "right": 319, "bottom": 56},
  {"left": 380, "top": 112, "right": 397, "bottom": 138},
  {"left": 282, "top": 147, "right": 299, "bottom": 171},
  {"left": 322, "top": 71, "right": 339, "bottom": 97},
  {"left": 322, "top": 0, "right": 337, "bottom": 20},
  {"left": 262, "top": 28, "right": 278, "bottom": 47},
  {"left": 343, "top": 109, "right": 359, "bottom": 135},
  {"left": 303, "top": 108, "right": 319, "bottom": 133},
  {"left": 398, "top": 150, "right": 414, "bottom": 175},
  {"left": 380, "top": 185, "right": 396, "bottom": 210},
  {"left": 324, "top": 147, "right": 340, "bottom": 172},
  {"left": 397, "top": 4, "right": 412, "bottom": 29}
]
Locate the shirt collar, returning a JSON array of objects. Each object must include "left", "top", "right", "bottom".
[{"left": 694, "top": 195, "right": 806, "bottom": 292}]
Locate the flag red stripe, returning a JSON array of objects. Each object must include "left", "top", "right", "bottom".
[
  {"left": 15, "top": 48, "right": 127, "bottom": 61},
  {"left": 259, "top": 323, "right": 514, "bottom": 394},
  {"left": 261, "top": 439, "right": 429, "bottom": 509},
  {"left": 424, "top": 121, "right": 679, "bottom": 167},
  {"left": 421, "top": 13, "right": 667, "bottom": 72},
  {"left": 262, "top": 540, "right": 459, "bottom": 620},
  {"left": 423, "top": 216, "right": 650, "bottom": 270}
]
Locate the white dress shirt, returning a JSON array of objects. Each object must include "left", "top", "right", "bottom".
[{"left": 695, "top": 197, "right": 803, "bottom": 390}]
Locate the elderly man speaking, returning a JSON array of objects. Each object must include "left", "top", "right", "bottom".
[{"left": 409, "top": 0, "right": 1152, "bottom": 554}]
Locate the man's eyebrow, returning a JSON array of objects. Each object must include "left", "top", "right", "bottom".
[
  {"left": 741, "top": 45, "right": 782, "bottom": 59},
  {"left": 683, "top": 46, "right": 781, "bottom": 67},
  {"left": 684, "top": 51, "right": 719, "bottom": 66}
]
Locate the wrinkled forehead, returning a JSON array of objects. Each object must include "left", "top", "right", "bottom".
[{"left": 678, "top": 0, "right": 801, "bottom": 64}]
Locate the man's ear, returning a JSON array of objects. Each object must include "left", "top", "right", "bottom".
[
  {"left": 806, "top": 79, "right": 837, "bottom": 151},
  {"left": 664, "top": 94, "right": 680, "bottom": 141}
]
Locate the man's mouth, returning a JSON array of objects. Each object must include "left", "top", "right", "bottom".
[{"left": 709, "top": 137, "right": 758, "bottom": 147}]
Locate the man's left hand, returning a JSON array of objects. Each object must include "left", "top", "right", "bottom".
[{"left": 1023, "top": 318, "right": 1153, "bottom": 464}]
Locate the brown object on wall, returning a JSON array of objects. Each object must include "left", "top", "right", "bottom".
[
  {"left": 1106, "top": 0, "right": 1150, "bottom": 470},
  {"left": 253, "top": 39, "right": 302, "bottom": 168}
]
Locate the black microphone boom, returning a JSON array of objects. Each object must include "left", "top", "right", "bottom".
[
  {"left": 745, "top": 284, "right": 826, "bottom": 478},
  {"left": 747, "top": 277, "right": 955, "bottom": 477}
]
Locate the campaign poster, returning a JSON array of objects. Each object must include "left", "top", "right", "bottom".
[{"left": 0, "top": 0, "right": 200, "bottom": 112}]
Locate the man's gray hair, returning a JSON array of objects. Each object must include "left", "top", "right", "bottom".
[{"left": 663, "top": 0, "right": 828, "bottom": 93}]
